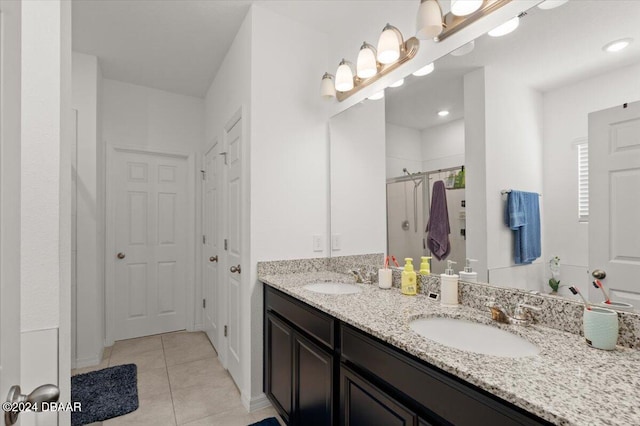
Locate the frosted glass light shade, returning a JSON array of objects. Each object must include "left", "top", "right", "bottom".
[
  {"left": 488, "top": 16, "right": 519, "bottom": 37},
  {"left": 377, "top": 24, "right": 402, "bottom": 64},
  {"left": 416, "top": 0, "right": 443, "bottom": 39},
  {"left": 389, "top": 79, "right": 404, "bottom": 88},
  {"left": 335, "top": 60, "right": 354, "bottom": 92},
  {"left": 357, "top": 44, "right": 378, "bottom": 79},
  {"left": 368, "top": 91, "right": 385, "bottom": 101},
  {"left": 320, "top": 73, "right": 336, "bottom": 99},
  {"left": 413, "top": 62, "right": 434, "bottom": 77},
  {"left": 451, "top": 0, "right": 483, "bottom": 16},
  {"left": 450, "top": 40, "right": 475, "bottom": 56},
  {"left": 537, "top": 0, "right": 569, "bottom": 10}
]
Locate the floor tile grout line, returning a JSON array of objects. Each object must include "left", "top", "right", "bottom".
[{"left": 161, "top": 334, "right": 180, "bottom": 426}]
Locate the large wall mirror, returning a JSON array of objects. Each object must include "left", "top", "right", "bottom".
[{"left": 329, "top": 0, "right": 640, "bottom": 310}]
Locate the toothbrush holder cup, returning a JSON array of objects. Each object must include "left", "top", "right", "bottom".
[
  {"left": 583, "top": 307, "right": 619, "bottom": 350},
  {"left": 378, "top": 269, "right": 392, "bottom": 289}
]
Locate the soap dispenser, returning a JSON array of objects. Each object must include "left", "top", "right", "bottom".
[
  {"left": 459, "top": 258, "right": 478, "bottom": 283},
  {"left": 401, "top": 258, "right": 417, "bottom": 296},
  {"left": 419, "top": 256, "right": 432, "bottom": 276},
  {"left": 440, "top": 260, "right": 459, "bottom": 307}
]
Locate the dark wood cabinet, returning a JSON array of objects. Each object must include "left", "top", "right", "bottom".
[
  {"left": 265, "top": 312, "right": 293, "bottom": 423},
  {"left": 294, "top": 333, "right": 333, "bottom": 426},
  {"left": 263, "top": 284, "right": 550, "bottom": 426},
  {"left": 340, "top": 365, "right": 417, "bottom": 426}
]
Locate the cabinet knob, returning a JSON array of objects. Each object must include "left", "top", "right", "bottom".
[
  {"left": 117, "top": 252, "right": 126, "bottom": 259},
  {"left": 230, "top": 265, "right": 241, "bottom": 274},
  {"left": 209, "top": 256, "right": 218, "bottom": 263}
]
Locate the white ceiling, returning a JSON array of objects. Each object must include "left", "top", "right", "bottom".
[{"left": 386, "top": 0, "right": 640, "bottom": 130}]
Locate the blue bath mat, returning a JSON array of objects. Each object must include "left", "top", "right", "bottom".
[
  {"left": 249, "top": 417, "right": 280, "bottom": 426},
  {"left": 71, "top": 364, "right": 139, "bottom": 426}
]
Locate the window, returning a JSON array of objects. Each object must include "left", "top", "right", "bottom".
[{"left": 577, "top": 141, "right": 589, "bottom": 222}]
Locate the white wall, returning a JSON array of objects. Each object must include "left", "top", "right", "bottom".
[
  {"left": 250, "top": 3, "right": 330, "bottom": 406},
  {"left": 386, "top": 123, "right": 422, "bottom": 179},
  {"left": 543, "top": 62, "right": 640, "bottom": 298},
  {"left": 421, "top": 118, "right": 465, "bottom": 172},
  {"left": 103, "top": 79, "right": 204, "bottom": 153},
  {"left": 465, "top": 67, "right": 544, "bottom": 288},
  {"left": 72, "top": 52, "right": 105, "bottom": 368}
]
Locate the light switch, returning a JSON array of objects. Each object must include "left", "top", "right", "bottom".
[
  {"left": 312, "top": 235, "right": 323, "bottom": 252},
  {"left": 331, "top": 234, "right": 342, "bottom": 251}
]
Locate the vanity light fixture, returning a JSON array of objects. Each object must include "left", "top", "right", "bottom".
[
  {"left": 335, "top": 59, "right": 355, "bottom": 92},
  {"left": 321, "top": 23, "right": 419, "bottom": 102},
  {"left": 416, "top": 0, "right": 443, "bottom": 39},
  {"left": 378, "top": 24, "right": 407, "bottom": 64},
  {"left": 412, "top": 62, "right": 435, "bottom": 77},
  {"left": 488, "top": 14, "right": 521, "bottom": 37},
  {"left": 450, "top": 0, "right": 483, "bottom": 17},
  {"left": 320, "top": 73, "right": 336, "bottom": 100},
  {"left": 438, "top": 110, "right": 450, "bottom": 117},
  {"left": 357, "top": 42, "right": 378, "bottom": 79},
  {"left": 603, "top": 38, "right": 633, "bottom": 53},
  {"left": 368, "top": 91, "right": 385, "bottom": 101},
  {"left": 537, "top": 0, "right": 569, "bottom": 10}
]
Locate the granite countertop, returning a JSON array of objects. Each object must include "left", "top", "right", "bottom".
[{"left": 260, "top": 271, "right": 640, "bottom": 426}]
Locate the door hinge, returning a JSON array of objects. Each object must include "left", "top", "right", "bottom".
[
  {"left": 220, "top": 152, "right": 228, "bottom": 165},
  {"left": 202, "top": 299, "right": 206, "bottom": 309},
  {"left": 224, "top": 239, "right": 228, "bottom": 250},
  {"left": 201, "top": 170, "right": 206, "bottom": 180},
  {"left": 203, "top": 235, "right": 206, "bottom": 244},
  {"left": 224, "top": 325, "right": 228, "bottom": 337}
]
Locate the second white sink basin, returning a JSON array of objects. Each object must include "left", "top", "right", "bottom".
[
  {"left": 409, "top": 317, "right": 540, "bottom": 358},
  {"left": 303, "top": 282, "right": 362, "bottom": 295}
]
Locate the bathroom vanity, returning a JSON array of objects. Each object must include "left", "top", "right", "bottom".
[{"left": 261, "top": 271, "right": 640, "bottom": 426}]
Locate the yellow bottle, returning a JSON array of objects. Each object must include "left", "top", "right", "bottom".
[
  {"left": 419, "top": 256, "right": 432, "bottom": 276},
  {"left": 401, "top": 258, "right": 417, "bottom": 296}
]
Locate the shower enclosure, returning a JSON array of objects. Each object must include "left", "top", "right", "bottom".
[{"left": 386, "top": 166, "right": 466, "bottom": 275}]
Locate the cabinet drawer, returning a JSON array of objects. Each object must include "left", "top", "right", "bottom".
[
  {"left": 341, "top": 325, "right": 548, "bottom": 426},
  {"left": 265, "top": 285, "right": 335, "bottom": 349}
]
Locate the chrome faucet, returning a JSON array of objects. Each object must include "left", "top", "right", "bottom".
[{"left": 485, "top": 299, "right": 541, "bottom": 326}]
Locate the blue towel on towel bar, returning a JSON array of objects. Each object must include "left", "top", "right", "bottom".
[
  {"left": 427, "top": 180, "right": 450, "bottom": 261},
  {"left": 505, "top": 190, "right": 541, "bottom": 264}
]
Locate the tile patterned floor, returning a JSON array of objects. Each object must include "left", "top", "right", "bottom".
[{"left": 72, "top": 331, "right": 283, "bottom": 426}]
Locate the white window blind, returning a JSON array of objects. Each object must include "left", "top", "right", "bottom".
[{"left": 578, "top": 141, "right": 589, "bottom": 222}]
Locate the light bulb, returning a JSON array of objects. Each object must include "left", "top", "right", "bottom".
[
  {"left": 488, "top": 16, "right": 520, "bottom": 37},
  {"left": 413, "top": 63, "right": 435, "bottom": 77},
  {"left": 451, "top": 0, "right": 483, "bottom": 16},
  {"left": 335, "top": 60, "right": 354, "bottom": 92},
  {"left": 416, "top": 0, "right": 443, "bottom": 39},
  {"left": 357, "top": 43, "right": 378, "bottom": 79},
  {"left": 377, "top": 24, "right": 402, "bottom": 64}
]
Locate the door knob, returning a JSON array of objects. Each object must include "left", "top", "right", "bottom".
[
  {"left": 230, "top": 265, "right": 241, "bottom": 274},
  {"left": 592, "top": 269, "right": 606, "bottom": 280},
  {"left": 209, "top": 256, "right": 218, "bottom": 263},
  {"left": 4, "top": 384, "right": 60, "bottom": 425},
  {"left": 117, "top": 252, "right": 126, "bottom": 259}
]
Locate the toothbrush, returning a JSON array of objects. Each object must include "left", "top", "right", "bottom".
[
  {"left": 384, "top": 256, "right": 389, "bottom": 270},
  {"left": 391, "top": 256, "right": 400, "bottom": 268},
  {"left": 592, "top": 279, "right": 611, "bottom": 304},
  {"left": 569, "top": 286, "right": 591, "bottom": 310}
]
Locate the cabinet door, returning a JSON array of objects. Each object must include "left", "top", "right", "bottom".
[
  {"left": 266, "top": 313, "right": 293, "bottom": 420},
  {"left": 294, "top": 332, "right": 333, "bottom": 426},
  {"left": 340, "top": 365, "right": 417, "bottom": 426}
]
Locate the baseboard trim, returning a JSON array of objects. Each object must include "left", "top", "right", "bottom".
[
  {"left": 241, "top": 392, "right": 271, "bottom": 413},
  {"left": 74, "top": 355, "right": 101, "bottom": 369}
]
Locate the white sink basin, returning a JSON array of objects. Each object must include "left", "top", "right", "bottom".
[
  {"left": 303, "top": 282, "right": 362, "bottom": 295},
  {"left": 409, "top": 317, "right": 540, "bottom": 358}
]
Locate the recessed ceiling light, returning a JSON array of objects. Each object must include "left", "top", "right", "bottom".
[
  {"left": 537, "top": 0, "right": 569, "bottom": 10},
  {"left": 603, "top": 38, "right": 633, "bottom": 53},
  {"left": 389, "top": 79, "right": 405, "bottom": 88},
  {"left": 413, "top": 63, "right": 435, "bottom": 77},
  {"left": 438, "top": 110, "right": 449, "bottom": 117},
  {"left": 488, "top": 16, "right": 520, "bottom": 37},
  {"left": 368, "top": 91, "right": 385, "bottom": 101},
  {"left": 450, "top": 40, "right": 475, "bottom": 57}
]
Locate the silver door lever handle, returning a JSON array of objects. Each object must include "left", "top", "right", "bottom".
[{"left": 5, "top": 384, "right": 60, "bottom": 425}]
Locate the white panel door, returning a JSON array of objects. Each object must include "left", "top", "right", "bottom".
[
  {"left": 589, "top": 101, "right": 640, "bottom": 307},
  {"left": 203, "top": 142, "right": 222, "bottom": 353},
  {"left": 113, "top": 150, "right": 188, "bottom": 339},
  {"left": 225, "top": 117, "right": 242, "bottom": 387}
]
